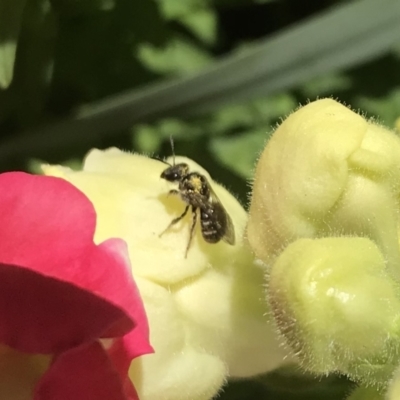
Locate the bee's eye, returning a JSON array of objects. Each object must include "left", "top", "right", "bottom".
[{"left": 161, "top": 168, "right": 182, "bottom": 182}]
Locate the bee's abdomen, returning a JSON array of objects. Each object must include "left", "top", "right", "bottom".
[{"left": 200, "top": 209, "right": 224, "bottom": 243}]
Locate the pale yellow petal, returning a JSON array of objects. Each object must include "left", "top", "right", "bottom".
[{"left": 43, "top": 148, "right": 286, "bottom": 399}]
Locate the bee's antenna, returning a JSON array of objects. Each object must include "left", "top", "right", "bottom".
[{"left": 170, "top": 136, "right": 175, "bottom": 166}]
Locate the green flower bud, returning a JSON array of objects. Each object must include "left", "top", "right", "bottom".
[
  {"left": 387, "top": 364, "right": 400, "bottom": 400},
  {"left": 269, "top": 236, "right": 400, "bottom": 383},
  {"left": 346, "top": 386, "right": 383, "bottom": 400},
  {"left": 248, "top": 99, "right": 400, "bottom": 281},
  {"left": 248, "top": 99, "right": 400, "bottom": 386}
]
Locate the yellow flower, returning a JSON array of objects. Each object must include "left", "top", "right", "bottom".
[
  {"left": 43, "top": 148, "right": 290, "bottom": 400},
  {"left": 247, "top": 98, "right": 400, "bottom": 386}
]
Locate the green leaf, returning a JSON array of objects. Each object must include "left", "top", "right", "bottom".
[
  {"left": 75, "top": 0, "right": 400, "bottom": 123},
  {"left": 254, "top": 0, "right": 276, "bottom": 3},
  {"left": 8, "top": 0, "right": 57, "bottom": 125},
  {"left": 207, "top": 94, "right": 296, "bottom": 135},
  {"left": 210, "top": 104, "right": 257, "bottom": 134},
  {"left": 3, "top": 0, "right": 400, "bottom": 163},
  {"left": 356, "top": 88, "right": 400, "bottom": 127},
  {"left": 214, "top": 0, "right": 260, "bottom": 8},
  {"left": 138, "top": 36, "right": 212, "bottom": 76},
  {"left": 219, "top": 372, "right": 353, "bottom": 400},
  {"left": 157, "top": 118, "right": 203, "bottom": 138},
  {"left": 0, "top": 42, "right": 17, "bottom": 89},
  {"left": 0, "top": 0, "right": 27, "bottom": 89},
  {"left": 133, "top": 117, "right": 204, "bottom": 153},
  {"left": 180, "top": 8, "right": 217, "bottom": 45},
  {"left": 50, "top": 0, "right": 116, "bottom": 16},
  {"left": 132, "top": 124, "right": 162, "bottom": 154},
  {"left": 27, "top": 158, "right": 46, "bottom": 174},
  {"left": 50, "top": 0, "right": 167, "bottom": 106},
  {"left": 155, "top": 0, "right": 205, "bottom": 19},
  {"left": 301, "top": 73, "right": 352, "bottom": 98},
  {"left": 155, "top": 0, "right": 217, "bottom": 44},
  {"left": 27, "top": 157, "right": 81, "bottom": 173},
  {"left": 251, "top": 93, "right": 297, "bottom": 122},
  {"left": 133, "top": 118, "right": 203, "bottom": 153},
  {"left": 210, "top": 128, "right": 269, "bottom": 178}
]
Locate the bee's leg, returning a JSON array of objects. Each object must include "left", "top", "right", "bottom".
[
  {"left": 167, "top": 189, "right": 180, "bottom": 197},
  {"left": 159, "top": 204, "right": 190, "bottom": 237},
  {"left": 185, "top": 206, "right": 198, "bottom": 258}
]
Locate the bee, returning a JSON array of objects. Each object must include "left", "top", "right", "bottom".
[{"left": 158, "top": 139, "right": 235, "bottom": 258}]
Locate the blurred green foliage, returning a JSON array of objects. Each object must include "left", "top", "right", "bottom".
[
  {"left": 220, "top": 367, "right": 354, "bottom": 400},
  {"left": 1, "top": 1, "right": 400, "bottom": 397}
]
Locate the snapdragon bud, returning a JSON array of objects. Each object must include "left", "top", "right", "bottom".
[
  {"left": 248, "top": 99, "right": 400, "bottom": 386},
  {"left": 248, "top": 99, "right": 400, "bottom": 281},
  {"left": 346, "top": 386, "right": 383, "bottom": 400},
  {"left": 269, "top": 236, "right": 400, "bottom": 383}
]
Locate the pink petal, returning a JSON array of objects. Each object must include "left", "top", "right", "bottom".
[
  {"left": 105, "top": 340, "right": 140, "bottom": 400},
  {"left": 34, "top": 341, "right": 135, "bottom": 400},
  {"left": 87, "top": 240, "right": 153, "bottom": 358},
  {"left": 0, "top": 263, "right": 133, "bottom": 354},
  {"left": 0, "top": 172, "right": 152, "bottom": 356},
  {"left": 0, "top": 172, "right": 96, "bottom": 271}
]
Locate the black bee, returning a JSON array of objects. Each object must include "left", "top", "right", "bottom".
[{"left": 158, "top": 140, "right": 235, "bottom": 258}]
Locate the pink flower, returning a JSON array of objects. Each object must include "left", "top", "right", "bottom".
[{"left": 0, "top": 172, "right": 152, "bottom": 400}]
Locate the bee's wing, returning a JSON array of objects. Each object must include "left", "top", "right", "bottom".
[{"left": 208, "top": 184, "right": 236, "bottom": 245}]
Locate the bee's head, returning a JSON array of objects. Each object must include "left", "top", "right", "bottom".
[{"left": 161, "top": 163, "right": 189, "bottom": 182}]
